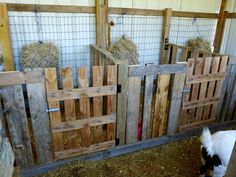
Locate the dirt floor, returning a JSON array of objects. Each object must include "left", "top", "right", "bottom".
[{"left": 38, "top": 136, "right": 202, "bottom": 177}]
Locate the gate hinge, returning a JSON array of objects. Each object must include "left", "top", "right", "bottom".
[
  {"left": 115, "top": 138, "right": 120, "bottom": 146},
  {"left": 117, "top": 84, "right": 122, "bottom": 93}
]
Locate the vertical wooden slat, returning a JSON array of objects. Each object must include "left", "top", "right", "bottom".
[
  {"left": 189, "top": 58, "right": 204, "bottom": 121},
  {"left": 195, "top": 57, "right": 211, "bottom": 121},
  {"left": 224, "top": 142, "right": 236, "bottom": 177},
  {"left": 126, "top": 77, "right": 141, "bottom": 144},
  {"left": 78, "top": 67, "right": 91, "bottom": 147},
  {"left": 26, "top": 69, "right": 53, "bottom": 164},
  {"left": 45, "top": 68, "right": 64, "bottom": 152},
  {"left": 170, "top": 45, "right": 178, "bottom": 64},
  {"left": 167, "top": 73, "right": 186, "bottom": 135},
  {"left": 181, "top": 48, "right": 188, "bottom": 62},
  {"left": 152, "top": 74, "right": 170, "bottom": 137},
  {"left": 160, "top": 8, "right": 172, "bottom": 64},
  {"left": 210, "top": 56, "right": 228, "bottom": 119},
  {"left": 107, "top": 65, "right": 117, "bottom": 141},
  {"left": 62, "top": 67, "right": 77, "bottom": 149},
  {"left": 0, "top": 4, "right": 15, "bottom": 71},
  {"left": 180, "top": 58, "right": 194, "bottom": 125},
  {"left": 142, "top": 70, "right": 154, "bottom": 140},
  {"left": 226, "top": 80, "right": 236, "bottom": 120},
  {"left": 92, "top": 66, "right": 104, "bottom": 143},
  {"left": 202, "top": 57, "right": 220, "bottom": 120},
  {"left": 117, "top": 62, "right": 128, "bottom": 145},
  {"left": 1, "top": 85, "right": 34, "bottom": 167}
]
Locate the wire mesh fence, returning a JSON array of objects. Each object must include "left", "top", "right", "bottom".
[
  {"left": 109, "top": 14, "right": 163, "bottom": 65},
  {"left": 8, "top": 11, "right": 96, "bottom": 83},
  {"left": 169, "top": 17, "right": 217, "bottom": 50}
]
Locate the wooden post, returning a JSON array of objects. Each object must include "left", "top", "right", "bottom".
[
  {"left": 225, "top": 142, "right": 236, "bottom": 177},
  {"left": 96, "top": 0, "right": 109, "bottom": 49},
  {"left": 160, "top": 8, "right": 172, "bottom": 64},
  {"left": 213, "top": 0, "right": 228, "bottom": 53},
  {"left": 0, "top": 3, "right": 15, "bottom": 71}
]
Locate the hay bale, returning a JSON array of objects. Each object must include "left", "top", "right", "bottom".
[
  {"left": 110, "top": 36, "right": 139, "bottom": 65},
  {"left": 21, "top": 42, "right": 59, "bottom": 69},
  {"left": 186, "top": 37, "right": 212, "bottom": 54}
]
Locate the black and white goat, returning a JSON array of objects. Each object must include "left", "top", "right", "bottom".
[{"left": 199, "top": 127, "right": 236, "bottom": 177}]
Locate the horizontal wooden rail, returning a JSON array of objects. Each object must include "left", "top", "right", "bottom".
[
  {"left": 128, "top": 63, "right": 187, "bottom": 77},
  {"left": 179, "top": 118, "right": 216, "bottom": 131},
  {"left": 54, "top": 140, "right": 115, "bottom": 160},
  {"left": 6, "top": 3, "right": 225, "bottom": 19},
  {"left": 226, "top": 12, "right": 236, "bottom": 18},
  {"left": 52, "top": 114, "right": 116, "bottom": 133},
  {"left": 7, "top": 3, "right": 95, "bottom": 13},
  {"left": 90, "top": 45, "right": 121, "bottom": 64},
  {"left": 0, "top": 70, "right": 43, "bottom": 86},
  {"left": 183, "top": 97, "right": 220, "bottom": 110},
  {"left": 47, "top": 85, "right": 117, "bottom": 102},
  {"left": 186, "top": 73, "right": 226, "bottom": 84}
]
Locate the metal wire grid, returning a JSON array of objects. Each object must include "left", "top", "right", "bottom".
[
  {"left": 109, "top": 15, "right": 163, "bottom": 65},
  {"left": 8, "top": 11, "right": 96, "bottom": 83},
  {"left": 169, "top": 17, "right": 217, "bottom": 49}
]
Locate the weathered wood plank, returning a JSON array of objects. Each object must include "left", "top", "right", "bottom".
[
  {"left": 44, "top": 68, "right": 64, "bottom": 152},
  {"left": 152, "top": 74, "right": 170, "bottom": 137},
  {"left": 180, "top": 58, "right": 194, "bottom": 125},
  {"left": 167, "top": 73, "right": 186, "bottom": 135},
  {"left": 179, "top": 118, "right": 216, "bottom": 132},
  {"left": 181, "top": 48, "right": 188, "bottom": 62},
  {"left": 202, "top": 57, "right": 220, "bottom": 120},
  {"left": 186, "top": 72, "right": 225, "bottom": 84},
  {"left": 0, "top": 70, "right": 43, "bottom": 86},
  {"left": 195, "top": 57, "right": 211, "bottom": 121},
  {"left": 52, "top": 114, "right": 116, "bottom": 133},
  {"left": 117, "top": 62, "right": 128, "bottom": 145},
  {"left": 1, "top": 85, "right": 34, "bottom": 167},
  {"left": 107, "top": 65, "right": 117, "bottom": 141},
  {"left": 26, "top": 69, "right": 53, "bottom": 164},
  {"left": 210, "top": 56, "right": 228, "bottom": 119},
  {"left": 226, "top": 80, "right": 236, "bottom": 120},
  {"left": 142, "top": 67, "right": 154, "bottom": 140},
  {"left": 128, "top": 63, "right": 187, "bottom": 77},
  {"left": 126, "top": 77, "right": 141, "bottom": 144},
  {"left": 47, "top": 85, "right": 117, "bottom": 102},
  {"left": 78, "top": 67, "right": 91, "bottom": 147},
  {"left": 92, "top": 66, "right": 104, "bottom": 143},
  {"left": 54, "top": 140, "right": 115, "bottom": 160},
  {"left": 183, "top": 97, "right": 220, "bottom": 110},
  {"left": 170, "top": 45, "right": 178, "bottom": 64},
  {"left": 62, "top": 67, "right": 77, "bottom": 149},
  {"left": 189, "top": 58, "right": 204, "bottom": 120}
]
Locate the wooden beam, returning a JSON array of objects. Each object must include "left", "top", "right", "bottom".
[
  {"left": 225, "top": 142, "right": 236, "bottom": 177},
  {"left": 7, "top": 3, "right": 95, "bottom": 13},
  {"left": 183, "top": 97, "right": 220, "bottom": 110},
  {"left": 226, "top": 12, "right": 236, "bottom": 18},
  {"left": 160, "top": 8, "right": 172, "bottom": 64},
  {"left": 128, "top": 63, "right": 187, "bottom": 77},
  {"left": 0, "top": 70, "right": 43, "bottom": 86},
  {"left": 96, "top": 0, "right": 109, "bottom": 49},
  {"left": 0, "top": 3, "right": 15, "bottom": 71},
  {"left": 214, "top": 0, "right": 228, "bottom": 53},
  {"left": 172, "top": 11, "right": 218, "bottom": 18},
  {"left": 186, "top": 72, "right": 226, "bottom": 84},
  {"left": 109, "top": 7, "right": 163, "bottom": 16}
]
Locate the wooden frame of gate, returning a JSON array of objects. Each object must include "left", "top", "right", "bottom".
[{"left": 179, "top": 56, "right": 228, "bottom": 131}]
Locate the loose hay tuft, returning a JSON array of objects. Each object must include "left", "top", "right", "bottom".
[
  {"left": 21, "top": 42, "right": 59, "bottom": 69},
  {"left": 186, "top": 37, "right": 212, "bottom": 54},
  {"left": 110, "top": 36, "right": 139, "bottom": 65}
]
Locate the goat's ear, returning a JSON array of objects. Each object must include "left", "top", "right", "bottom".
[{"left": 212, "top": 155, "right": 222, "bottom": 166}]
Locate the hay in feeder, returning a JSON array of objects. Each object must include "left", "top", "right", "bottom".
[
  {"left": 110, "top": 36, "right": 139, "bottom": 65},
  {"left": 186, "top": 37, "right": 212, "bottom": 54},
  {"left": 21, "top": 42, "right": 59, "bottom": 69}
]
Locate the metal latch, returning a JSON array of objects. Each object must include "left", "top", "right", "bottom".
[
  {"left": 182, "top": 89, "right": 190, "bottom": 93},
  {"left": 46, "top": 108, "right": 60, "bottom": 113},
  {"left": 117, "top": 84, "right": 122, "bottom": 93},
  {"left": 164, "top": 37, "right": 169, "bottom": 50}
]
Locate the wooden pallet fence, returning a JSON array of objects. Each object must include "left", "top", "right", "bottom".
[
  {"left": 46, "top": 66, "right": 117, "bottom": 160},
  {"left": 0, "top": 69, "right": 53, "bottom": 168},
  {"left": 179, "top": 56, "right": 228, "bottom": 131}
]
